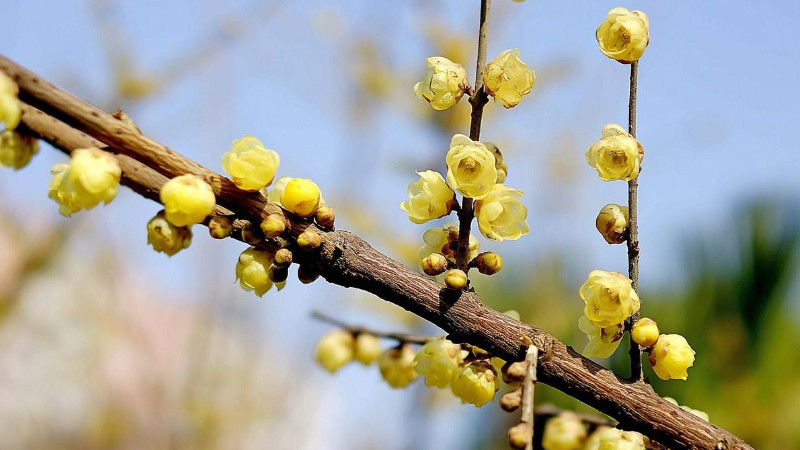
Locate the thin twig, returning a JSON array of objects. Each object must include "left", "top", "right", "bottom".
[
  {"left": 520, "top": 345, "right": 538, "bottom": 450},
  {"left": 311, "top": 311, "right": 431, "bottom": 345},
  {"left": 626, "top": 61, "right": 642, "bottom": 381}
]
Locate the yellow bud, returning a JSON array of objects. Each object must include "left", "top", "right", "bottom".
[
  {"left": 596, "top": 8, "right": 650, "bottom": 63},
  {"left": 48, "top": 147, "right": 122, "bottom": 217},
  {"left": 483, "top": 49, "right": 535, "bottom": 109},
  {"left": 315, "top": 330, "right": 354, "bottom": 373},
  {"left": 273, "top": 248, "right": 293, "bottom": 267},
  {"left": 446, "top": 134, "right": 497, "bottom": 199},
  {"left": 146, "top": 211, "right": 192, "bottom": 256},
  {"left": 499, "top": 387, "right": 522, "bottom": 412},
  {"left": 586, "top": 124, "right": 644, "bottom": 182},
  {"left": 501, "top": 360, "right": 528, "bottom": 386},
  {"left": 474, "top": 184, "right": 529, "bottom": 241},
  {"left": 450, "top": 361, "right": 499, "bottom": 407},
  {"left": 0, "top": 72, "right": 21, "bottom": 131},
  {"left": 648, "top": 334, "right": 695, "bottom": 381},
  {"left": 315, "top": 205, "right": 335, "bottom": 228},
  {"left": 268, "top": 265, "right": 289, "bottom": 283},
  {"left": 473, "top": 251, "right": 503, "bottom": 275},
  {"left": 579, "top": 270, "right": 640, "bottom": 328},
  {"left": 260, "top": 214, "right": 286, "bottom": 237},
  {"left": 444, "top": 269, "right": 468, "bottom": 290},
  {"left": 631, "top": 318, "right": 659, "bottom": 348},
  {"left": 413, "top": 338, "right": 463, "bottom": 388},
  {"left": 221, "top": 135, "right": 280, "bottom": 191},
  {"left": 354, "top": 333, "right": 382, "bottom": 365},
  {"left": 235, "top": 247, "right": 274, "bottom": 297},
  {"left": 508, "top": 422, "right": 532, "bottom": 449},
  {"left": 541, "top": 412, "right": 587, "bottom": 450},
  {"left": 280, "top": 178, "right": 321, "bottom": 218},
  {"left": 596, "top": 203, "right": 629, "bottom": 244},
  {"left": 297, "top": 265, "right": 320, "bottom": 284},
  {"left": 485, "top": 143, "right": 507, "bottom": 183},
  {"left": 414, "top": 56, "right": 468, "bottom": 111},
  {"left": 421, "top": 253, "right": 449, "bottom": 276},
  {"left": 160, "top": 174, "right": 216, "bottom": 226},
  {"left": 379, "top": 344, "right": 419, "bottom": 388},
  {"left": 0, "top": 130, "right": 38, "bottom": 170},
  {"left": 208, "top": 216, "right": 233, "bottom": 239},
  {"left": 578, "top": 315, "right": 624, "bottom": 359},
  {"left": 597, "top": 428, "right": 646, "bottom": 450},
  {"left": 400, "top": 170, "right": 455, "bottom": 224},
  {"left": 297, "top": 229, "right": 322, "bottom": 250}
]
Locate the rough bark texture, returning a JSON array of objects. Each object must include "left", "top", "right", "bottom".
[{"left": 1, "top": 55, "right": 752, "bottom": 450}]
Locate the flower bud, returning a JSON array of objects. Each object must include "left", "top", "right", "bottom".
[
  {"left": 421, "top": 253, "right": 449, "bottom": 276},
  {"left": 485, "top": 143, "right": 507, "bottom": 184},
  {"left": 444, "top": 269, "right": 468, "bottom": 290},
  {"left": 354, "top": 333, "right": 382, "bottom": 365},
  {"left": 596, "top": 203, "right": 629, "bottom": 244},
  {"left": 268, "top": 264, "right": 289, "bottom": 283},
  {"left": 541, "top": 412, "right": 587, "bottom": 450},
  {"left": 450, "top": 361, "right": 499, "bottom": 407},
  {"left": 586, "top": 124, "right": 644, "bottom": 182},
  {"left": 578, "top": 315, "right": 624, "bottom": 358},
  {"left": 273, "top": 248, "right": 293, "bottom": 268},
  {"left": 413, "top": 338, "right": 463, "bottom": 388},
  {"left": 235, "top": 247, "right": 274, "bottom": 297},
  {"left": 160, "top": 174, "right": 216, "bottom": 226},
  {"left": 280, "top": 178, "right": 321, "bottom": 218},
  {"left": 146, "top": 211, "right": 192, "bottom": 256},
  {"left": 580, "top": 270, "right": 640, "bottom": 328},
  {"left": 502, "top": 360, "right": 528, "bottom": 386},
  {"left": 208, "top": 216, "right": 233, "bottom": 239},
  {"left": 648, "top": 334, "right": 695, "bottom": 381},
  {"left": 0, "top": 130, "right": 38, "bottom": 170},
  {"left": 297, "top": 230, "right": 322, "bottom": 250},
  {"left": 473, "top": 251, "right": 503, "bottom": 275},
  {"left": 260, "top": 214, "right": 286, "bottom": 238},
  {"left": 297, "top": 265, "right": 320, "bottom": 284},
  {"left": 315, "top": 205, "right": 335, "bottom": 228},
  {"left": 414, "top": 56, "right": 468, "bottom": 111},
  {"left": 240, "top": 224, "right": 263, "bottom": 244},
  {"left": 596, "top": 8, "right": 650, "bottom": 63},
  {"left": 446, "top": 134, "right": 497, "bottom": 199},
  {"left": 400, "top": 170, "right": 455, "bottom": 224},
  {"left": 597, "top": 428, "right": 645, "bottom": 450},
  {"left": 314, "top": 330, "right": 354, "bottom": 373},
  {"left": 508, "top": 423, "right": 532, "bottom": 450},
  {"left": 379, "top": 344, "right": 418, "bottom": 388},
  {"left": 631, "top": 317, "right": 659, "bottom": 348},
  {"left": 0, "top": 72, "right": 21, "bottom": 130},
  {"left": 483, "top": 49, "right": 535, "bottom": 109},
  {"left": 221, "top": 135, "right": 280, "bottom": 191},
  {"left": 48, "top": 147, "right": 122, "bottom": 217},
  {"left": 499, "top": 387, "right": 522, "bottom": 412}
]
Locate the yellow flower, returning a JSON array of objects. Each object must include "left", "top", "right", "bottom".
[
  {"left": 146, "top": 211, "right": 192, "bottom": 256},
  {"left": 414, "top": 56, "right": 469, "bottom": 111},
  {"left": 280, "top": 178, "right": 321, "bottom": 218},
  {"left": 160, "top": 174, "right": 216, "bottom": 226},
  {"left": 596, "top": 8, "right": 650, "bottom": 63},
  {"left": 584, "top": 426, "right": 611, "bottom": 450},
  {"left": 221, "top": 135, "right": 280, "bottom": 191},
  {"left": 48, "top": 147, "right": 121, "bottom": 217},
  {"left": 631, "top": 317, "right": 659, "bottom": 348},
  {"left": 400, "top": 170, "right": 455, "bottom": 224},
  {"left": 595, "top": 203, "right": 629, "bottom": 244},
  {"left": 446, "top": 134, "right": 497, "bottom": 199},
  {"left": 483, "top": 49, "right": 535, "bottom": 109},
  {"left": 541, "top": 412, "right": 587, "bottom": 450},
  {"left": 577, "top": 315, "right": 624, "bottom": 358},
  {"left": 474, "top": 184, "right": 529, "bottom": 241},
  {"left": 648, "top": 334, "right": 695, "bottom": 380},
  {"left": 235, "top": 247, "right": 274, "bottom": 297},
  {"left": 414, "top": 339, "right": 463, "bottom": 388},
  {"left": 354, "top": 333, "right": 382, "bottom": 365},
  {"left": 265, "top": 176, "right": 290, "bottom": 205},
  {"left": 0, "top": 72, "right": 21, "bottom": 131},
  {"left": 418, "top": 223, "right": 479, "bottom": 263},
  {"left": 580, "top": 270, "right": 640, "bottom": 328},
  {"left": 379, "top": 344, "right": 419, "bottom": 388},
  {"left": 0, "top": 130, "right": 38, "bottom": 170},
  {"left": 450, "top": 361, "right": 499, "bottom": 407},
  {"left": 315, "top": 330, "right": 354, "bottom": 373},
  {"left": 586, "top": 124, "right": 644, "bottom": 181},
  {"left": 597, "top": 428, "right": 646, "bottom": 450}
]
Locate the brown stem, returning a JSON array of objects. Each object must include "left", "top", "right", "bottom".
[
  {"left": 311, "top": 310, "right": 431, "bottom": 345},
  {"left": 520, "top": 345, "right": 538, "bottom": 450},
  {"left": 625, "top": 61, "right": 642, "bottom": 381}
]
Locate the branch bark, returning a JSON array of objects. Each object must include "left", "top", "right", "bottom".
[{"left": 2, "top": 55, "right": 752, "bottom": 450}]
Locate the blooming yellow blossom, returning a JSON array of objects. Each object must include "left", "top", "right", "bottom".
[
  {"left": 160, "top": 174, "right": 216, "bottom": 226},
  {"left": 419, "top": 223, "right": 479, "bottom": 263},
  {"left": 354, "top": 333, "right": 382, "bottom": 365},
  {"left": 597, "top": 428, "right": 646, "bottom": 450},
  {"left": 474, "top": 184, "right": 529, "bottom": 241},
  {"left": 146, "top": 211, "right": 192, "bottom": 256},
  {"left": 0, "top": 130, "right": 38, "bottom": 170},
  {"left": 379, "top": 344, "right": 418, "bottom": 388},
  {"left": 446, "top": 134, "right": 497, "bottom": 199},
  {"left": 586, "top": 124, "right": 644, "bottom": 181},
  {"left": 414, "top": 56, "right": 469, "bottom": 111},
  {"left": 414, "top": 339, "right": 463, "bottom": 388},
  {"left": 578, "top": 315, "right": 624, "bottom": 358},
  {"left": 280, "top": 178, "right": 321, "bottom": 218},
  {"left": 580, "top": 270, "right": 640, "bottom": 327},
  {"left": 631, "top": 317, "right": 659, "bottom": 348},
  {"left": 450, "top": 361, "right": 499, "bottom": 407},
  {"left": 596, "top": 203, "right": 629, "bottom": 244},
  {"left": 584, "top": 426, "right": 611, "bottom": 450},
  {"left": 221, "top": 135, "right": 280, "bottom": 191},
  {"left": 48, "top": 147, "right": 121, "bottom": 217},
  {"left": 541, "top": 412, "right": 587, "bottom": 450},
  {"left": 596, "top": 8, "right": 650, "bottom": 63},
  {"left": 315, "top": 330, "right": 354, "bottom": 373},
  {"left": 235, "top": 247, "right": 274, "bottom": 297},
  {"left": 483, "top": 49, "right": 535, "bottom": 109},
  {"left": 649, "top": 334, "right": 695, "bottom": 380},
  {"left": 0, "top": 72, "right": 21, "bottom": 131},
  {"left": 400, "top": 170, "right": 455, "bottom": 224}
]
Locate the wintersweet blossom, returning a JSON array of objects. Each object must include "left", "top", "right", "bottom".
[
  {"left": 446, "top": 134, "right": 497, "bottom": 199},
  {"left": 0, "top": 72, "right": 21, "bottom": 130},
  {"left": 649, "top": 334, "right": 695, "bottom": 380},
  {"left": 315, "top": 330, "right": 354, "bottom": 373},
  {"left": 450, "top": 361, "right": 499, "bottom": 407},
  {"left": 400, "top": 170, "right": 455, "bottom": 224},
  {"left": 414, "top": 339, "right": 463, "bottom": 388},
  {"left": 280, "top": 178, "right": 321, "bottom": 218},
  {"left": 0, "top": 130, "right": 38, "bottom": 170},
  {"left": 48, "top": 147, "right": 121, "bottom": 217},
  {"left": 595, "top": 203, "right": 629, "bottom": 244},
  {"left": 579, "top": 270, "right": 640, "bottom": 327},
  {"left": 483, "top": 49, "right": 535, "bottom": 109},
  {"left": 235, "top": 247, "right": 274, "bottom": 297},
  {"left": 586, "top": 124, "right": 644, "bottom": 182},
  {"left": 596, "top": 8, "right": 650, "bottom": 63},
  {"left": 414, "top": 56, "right": 469, "bottom": 110},
  {"left": 541, "top": 412, "right": 587, "bottom": 450},
  {"left": 379, "top": 344, "right": 418, "bottom": 388},
  {"left": 597, "top": 428, "right": 646, "bottom": 450},
  {"left": 474, "top": 184, "right": 529, "bottom": 241},
  {"left": 146, "top": 211, "right": 192, "bottom": 256},
  {"left": 160, "top": 174, "right": 216, "bottom": 226},
  {"left": 578, "top": 315, "right": 624, "bottom": 359},
  {"left": 221, "top": 135, "right": 279, "bottom": 191}
]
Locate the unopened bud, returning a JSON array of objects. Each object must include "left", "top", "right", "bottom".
[
  {"left": 631, "top": 317, "right": 659, "bottom": 348},
  {"left": 241, "top": 224, "right": 262, "bottom": 244},
  {"left": 486, "top": 143, "right": 508, "bottom": 184},
  {"left": 502, "top": 361, "right": 528, "bottom": 386},
  {"left": 421, "top": 253, "right": 448, "bottom": 276},
  {"left": 596, "top": 203, "right": 629, "bottom": 245},
  {"left": 273, "top": 248, "right": 293, "bottom": 268},
  {"left": 297, "top": 265, "right": 320, "bottom": 284},
  {"left": 208, "top": 216, "right": 232, "bottom": 239},
  {"left": 297, "top": 230, "right": 322, "bottom": 250},
  {"left": 260, "top": 214, "right": 286, "bottom": 238},
  {"left": 444, "top": 269, "right": 467, "bottom": 290},
  {"left": 500, "top": 387, "right": 522, "bottom": 412},
  {"left": 473, "top": 251, "right": 502, "bottom": 275},
  {"left": 268, "top": 264, "right": 289, "bottom": 283},
  {"left": 507, "top": 423, "right": 532, "bottom": 450},
  {"left": 315, "top": 205, "right": 335, "bottom": 228}
]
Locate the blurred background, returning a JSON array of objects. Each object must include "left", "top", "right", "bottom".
[{"left": 1, "top": 0, "right": 799, "bottom": 449}]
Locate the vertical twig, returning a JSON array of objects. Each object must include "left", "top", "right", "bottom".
[
  {"left": 456, "top": 0, "right": 491, "bottom": 272},
  {"left": 626, "top": 61, "right": 642, "bottom": 381},
  {"left": 520, "top": 345, "right": 539, "bottom": 450}
]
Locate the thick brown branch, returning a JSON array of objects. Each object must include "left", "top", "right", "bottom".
[{"left": 4, "top": 56, "right": 752, "bottom": 450}]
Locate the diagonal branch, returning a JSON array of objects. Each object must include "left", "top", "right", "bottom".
[{"left": 1, "top": 55, "right": 751, "bottom": 450}]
